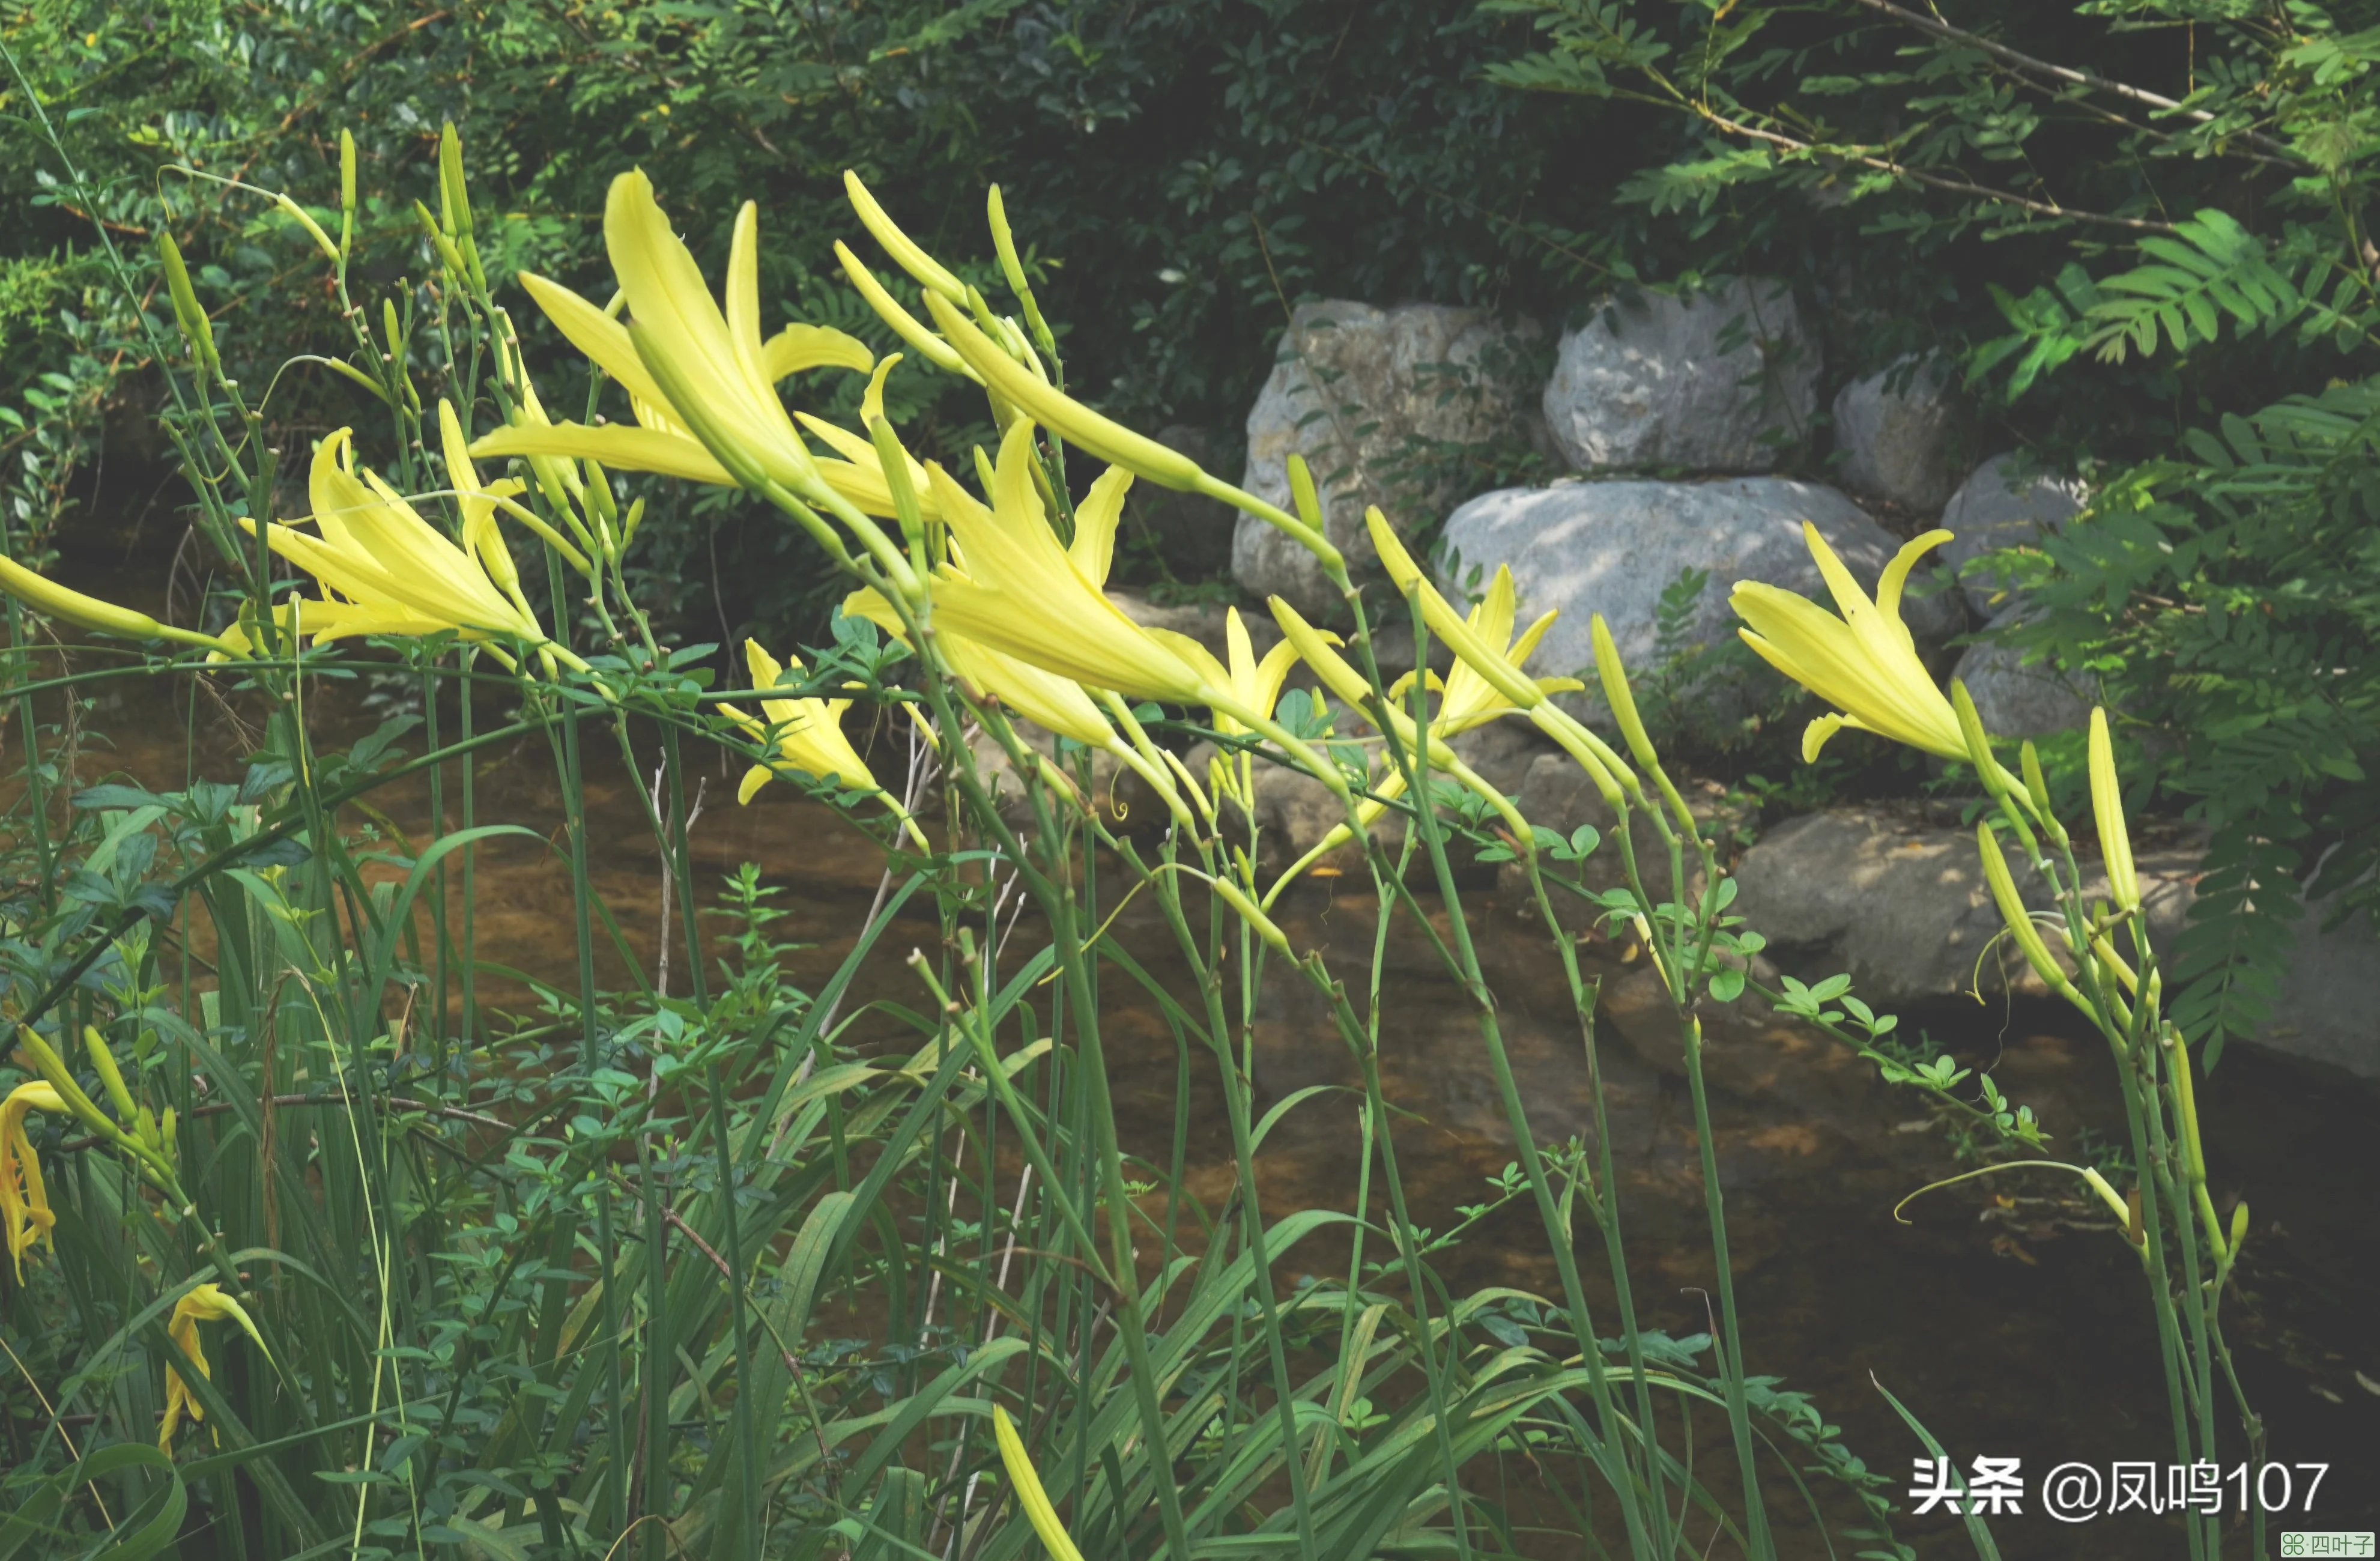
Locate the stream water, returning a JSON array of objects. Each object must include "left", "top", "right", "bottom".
[{"left": 28, "top": 563, "right": 2380, "bottom": 1554}]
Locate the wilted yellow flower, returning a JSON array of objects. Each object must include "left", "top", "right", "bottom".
[
  {"left": 159, "top": 1282, "right": 268, "bottom": 1449},
  {"left": 1732, "top": 525, "right": 1964, "bottom": 765},
  {"left": 238, "top": 431, "right": 550, "bottom": 649},
  {"left": 992, "top": 1404, "right": 1088, "bottom": 1561},
  {"left": 2, "top": 1081, "right": 67, "bottom": 1281},
  {"left": 474, "top": 174, "right": 895, "bottom": 522}
]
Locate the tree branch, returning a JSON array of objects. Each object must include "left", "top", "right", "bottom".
[
  {"left": 1695, "top": 106, "right": 2182, "bottom": 234},
  {"left": 1842, "top": 0, "right": 2309, "bottom": 166}
]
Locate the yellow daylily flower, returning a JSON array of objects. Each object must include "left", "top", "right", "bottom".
[
  {"left": 924, "top": 423, "right": 1211, "bottom": 706},
  {"left": 992, "top": 1405, "right": 1087, "bottom": 1561},
  {"left": 726, "top": 641, "right": 877, "bottom": 802},
  {"left": 1364, "top": 508, "right": 1636, "bottom": 810},
  {"left": 1150, "top": 607, "right": 1304, "bottom": 807},
  {"left": 2, "top": 1081, "right": 67, "bottom": 1281},
  {"left": 159, "top": 1282, "right": 268, "bottom": 1449},
  {"left": 2088, "top": 706, "right": 2139, "bottom": 913},
  {"left": 843, "top": 586, "right": 1192, "bottom": 823},
  {"left": 1731, "top": 524, "right": 1964, "bottom": 765},
  {"left": 0, "top": 556, "right": 240, "bottom": 657},
  {"left": 726, "top": 641, "right": 927, "bottom": 846},
  {"left": 1265, "top": 595, "right": 1536, "bottom": 865},
  {"left": 473, "top": 174, "right": 885, "bottom": 519},
  {"left": 1264, "top": 558, "right": 1576, "bottom": 892},
  {"left": 240, "top": 430, "right": 551, "bottom": 649},
  {"left": 791, "top": 357, "right": 944, "bottom": 524}
]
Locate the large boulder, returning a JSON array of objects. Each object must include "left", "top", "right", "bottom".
[
  {"left": 1731, "top": 807, "right": 2380, "bottom": 1080},
  {"left": 1939, "top": 453, "right": 2087, "bottom": 616},
  {"left": 1830, "top": 354, "right": 1969, "bottom": 514},
  {"left": 1436, "top": 477, "right": 1964, "bottom": 727},
  {"left": 1733, "top": 807, "right": 2193, "bottom": 1007},
  {"left": 1234, "top": 301, "right": 1540, "bottom": 617},
  {"left": 1951, "top": 608, "right": 2097, "bottom": 738},
  {"left": 1541, "top": 279, "right": 1818, "bottom": 474}
]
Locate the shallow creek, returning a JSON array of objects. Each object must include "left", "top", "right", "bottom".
[{"left": 49, "top": 655, "right": 2380, "bottom": 1554}]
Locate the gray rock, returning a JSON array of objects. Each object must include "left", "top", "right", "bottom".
[
  {"left": 1127, "top": 426, "right": 1238, "bottom": 580},
  {"left": 1831, "top": 354, "right": 1969, "bottom": 514},
  {"left": 1437, "top": 477, "right": 1964, "bottom": 727},
  {"left": 1951, "top": 608, "right": 2098, "bottom": 738},
  {"left": 1940, "top": 453, "right": 2087, "bottom": 616},
  {"left": 2260, "top": 899, "right": 2380, "bottom": 1080},
  {"left": 1731, "top": 807, "right": 2380, "bottom": 1079},
  {"left": 1733, "top": 807, "right": 2194, "bottom": 1007},
  {"left": 1235, "top": 300, "right": 1540, "bottom": 616},
  {"left": 1541, "top": 279, "right": 1818, "bottom": 474}
]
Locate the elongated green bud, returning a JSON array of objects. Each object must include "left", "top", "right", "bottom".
[
  {"left": 82, "top": 1026, "right": 138, "bottom": 1127},
  {"left": 276, "top": 194, "right": 339, "bottom": 262},
  {"left": 2087, "top": 708, "right": 2139, "bottom": 913},
  {"left": 834, "top": 241, "right": 973, "bottom": 378},
  {"left": 381, "top": 297, "right": 404, "bottom": 361},
  {"left": 1286, "top": 453, "right": 1323, "bottom": 533},
  {"left": 439, "top": 122, "right": 473, "bottom": 241},
  {"left": 155, "top": 233, "right": 217, "bottom": 372},
  {"left": 870, "top": 416, "right": 924, "bottom": 543},
  {"left": 413, "top": 200, "right": 470, "bottom": 281},
  {"left": 924, "top": 291, "right": 1208, "bottom": 494},
  {"left": 844, "top": 170, "right": 964, "bottom": 303},
  {"left": 2227, "top": 1199, "right": 2248, "bottom": 1256},
  {"left": 15, "top": 1026, "right": 124, "bottom": 1147},
  {"left": 985, "top": 184, "right": 1053, "bottom": 350},
  {"left": 1976, "top": 821, "right": 2079, "bottom": 1001},
  {"left": 339, "top": 130, "right": 357, "bottom": 214},
  {"left": 0, "top": 554, "right": 226, "bottom": 652},
  {"left": 620, "top": 497, "right": 646, "bottom": 548},
  {"left": 1211, "top": 877, "right": 1292, "bottom": 956},
  {"left": 1591, "top": 613, "right": 1659, "bottom": 770},
  {"left": 1951, "top": 679, "right": 2019, "bottom": 810},
  {"left": 2021, "top": 740, "right": 2053, "bottom": 819}
]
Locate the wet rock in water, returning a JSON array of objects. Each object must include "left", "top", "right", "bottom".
[
  {"left": 1939, "top": 453, "right": 2087, "bottom": 616},
  {"left": 1234, "top": 300, "right": 1542, "bottom": 617},
  {"left": 1437, "top": 476, "right": 1964, "bottom": 727},
  {"left": 1127, "top": 426, "right": 1239, "bottom": 580},
  {"left": 1541, "top": 277, "right": 1818, "bottom": 474},
  {"left": 1731, "top": 805, "right": 2380, "bottom": 1079},
  {"left": 1830, "top": 353, "right": 1970, "bottom": 514},
  {"left": 1951, "top": 608, "right": 2098, "bottom": 738}
]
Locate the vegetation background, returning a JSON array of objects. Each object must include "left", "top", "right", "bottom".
[{"left": 7, "top": 0, "right": 2376, "bottom": 1055}]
